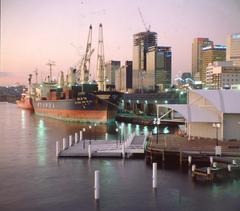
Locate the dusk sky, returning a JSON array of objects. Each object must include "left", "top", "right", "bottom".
[{"left": 1, "top": 0, "right": 240, "bottom": 85}]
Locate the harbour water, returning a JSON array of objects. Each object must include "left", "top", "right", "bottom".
[{"left": 0, "top": 103, "right": 240, "bottom": 211}]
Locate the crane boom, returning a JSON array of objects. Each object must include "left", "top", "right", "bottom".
[
  {"left": 138, "top": 8, "right": 150, "bottom": 31},
  {"left": 77, "top": 25, "right": 93, "bottom": 83}
]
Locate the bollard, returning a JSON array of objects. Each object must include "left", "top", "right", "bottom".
[
  {"left": 122, "top": 144, "right": 125, "bottom": 159},
  {"left": 228, "top": 164, "right": 231, "bottom": 172},
  {"left": 213, "top": 162, "right": 217, "bottom": 168},
  {"left": 75, "top": 132, "right": 78, "bottom": 144},
  {"left": 94, "top": 170, "right": 100, "bottom": 200},
  {"left": 105, "top": 133, "right": 108, "bottom": 141},
  {"left": 152, "top": 162, "right": 157, "bottom": 189},
  {"left": 56, "top": 141, "right": 59, "bottom": 157},
  {"left": 191, "top": 164, "right": 196, "bottom": 172},
  {"left": 79, "top": 131, "right": 82, "bottom": 141},
  {"left": 207, "top": 167, "right": 211, "bottom": 175},
  {"left": 69, "top": 135, "right": 72, "bottom": 146},
  {"left": 210, "top": 156, "right": 213, "bottom": 165},
  {"left": 88, "top": 145, "right": 92, "bottom": 158},
  {"left": 232, "top": 160, "right": 236, "bottom": 165},
  {"left": 63, "top": 138, "right": 66, "bottom": 150},
  {"left": 188, "top": 155, "right": 192, "bottom": 166}
]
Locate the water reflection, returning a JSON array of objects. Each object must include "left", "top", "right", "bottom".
[
  {"left": 37, "top": 119, "right": 47, "bottom": 166},
  {"left": 21, "top": 110, "right": 26, "bottom": 129}
]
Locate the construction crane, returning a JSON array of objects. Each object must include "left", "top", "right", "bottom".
[
  {"left": 138, "top": 8, "right": 150, "bottom": 32},
  {"left": 76, "top": 25, "right": 94, "bottom": 83},
  {"left": 96, "top": 23, "right": 105, "bottom": 91},
  {"left": 46, "top": 60, "right": 56, "bottom": 82}
]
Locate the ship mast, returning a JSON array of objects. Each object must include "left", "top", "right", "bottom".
[
  {"left": 46, "top": 60, "right": 56, "bottom": 82},
  {"left": 34, "top": 68, "right": 38, "bottom": 84},
  {"left": 96, "top": 23, "right": 105, "bottom": 91}
]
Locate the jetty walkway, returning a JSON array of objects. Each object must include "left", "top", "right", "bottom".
[{"left": 56, "top": 132, "right": 147, "bottom": 158}]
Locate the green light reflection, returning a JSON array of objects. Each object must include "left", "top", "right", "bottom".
[{"left": 37, "top": 119, "right": 47, "bottom": 166}]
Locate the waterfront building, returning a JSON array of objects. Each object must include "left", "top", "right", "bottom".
[
  {"left": 115, "top": 61, "right": 132, "bottom": 92},
  {"left": 226, "top": 33, "right": 240, "bottom": 66},
  {"left": 104, "top": 60, "right": 121, "bottom": 89},
  {"left": 192, "top": 38, "right": 213, "bottom": 81},
  {"left": 146, "top": 46, "right": 172, "bottom": 91},
  {"left": 201, "top": 44, "right": 226, "bottom": 84},
  {"left": 206, "top": 61, "right": 240, "bottom": 89},
  {"left": 132, "top": 31, "right": 157, "bottom": 91},
  {"left": 157, "top": 89, "right": 240, "bottom": 140}
]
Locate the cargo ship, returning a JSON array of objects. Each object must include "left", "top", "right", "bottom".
[{"left": 32, "top": 78, "right": 121, "bottom": 123}]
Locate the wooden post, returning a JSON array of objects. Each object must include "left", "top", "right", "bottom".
[
  {"left": 63, "top": 138, "right": 66, "bottom": 150},
  {"left": 88, "top": 145, "right": 92, "bottom": 158},
  {"left": 69, "top": 135, "right": 72, "bottom": 146},
  {"left": 75, "top": 132, "right": 78, "bottom": 144},
  {"left": 94, "top": 170, "right": 100, "bottom": 200},
  {"left": 152, "top": 162, "right": 157, "bottom": 189},
  {"left": 56, "top": 141, "right": 59, "bottom": 157}
]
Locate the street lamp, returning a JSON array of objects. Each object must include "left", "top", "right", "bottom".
[
  {"left": 83, "top": 128, "right": 86, "bottom": 149},
  {"left": 153, "top": 118, "right": 161, "bottom": 144},
  {"left": 89, "top": 125, "right": 92, "bottom": 145},
  {"left": 212, "top": 123, "right": 221, "bottom": 146},
  {"left": 94, "top": 123, "right": 97, "bottom": 141},
  {"left": 115, "top": 128, "right": 119, "bottom": 146}
]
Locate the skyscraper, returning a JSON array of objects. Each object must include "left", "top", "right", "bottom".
[
  {"left": 226, "top": 33, "right": 240, "bottom": 66},
  {"left": 146, "top": 46, "right": 172, "bottom": 90},
  {"left": 115, "top": 61, "right": 132, "bottom": 92},
  {"left": 132, "top": 31, "right": 157, "bottom": 91},
  {"left": 201, "top": 45, "right": 226, "bottom": 83},
  {"left": 192, "top": 38, "right": 213, "bottom": 81},
  {"left": 104, "top": 60, "right": 121, "bottom": 89}
]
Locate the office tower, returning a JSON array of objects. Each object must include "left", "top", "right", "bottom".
[
  {"left": 226, "top": 33, "right": 240, "bottom": 66},
  {"left": 104, "top": 60, "right": 121, "bottom": 89},
  {"left": 192, "top": 38, "right": 213, "bottom": 81},
  {"left": 132, "top": 31, "right": 157, "bottom": 91},
  {"left": 201, "top": 44, "right": 226, "bottom": 83},
  {"left": 115, "top": 61, "right": 132, "bottom": 92},
  {"left": 146, "top": 46, "right": 172, "bottom": 91},
  {"left": 206, "top": 61, "right": 240, "bottom": 89}
]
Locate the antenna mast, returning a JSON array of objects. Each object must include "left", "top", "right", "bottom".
[
  {"left": 96, "top": 23, "right": 105, "bottom": 91},
  {"left": 34, "top": 68, "right": 38, "bottom": 84},
  {"left": 46, "top": 60, "right": 56, "bottom": 82}
]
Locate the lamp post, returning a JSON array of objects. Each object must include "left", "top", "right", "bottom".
[
  {"left": 153, "top": 118, "right": 161, "bottom": 144},
  {"left": 89, "top": 125, "right": 92, "bottom": 145},
  {"left": 94, "top": 123, "right": 97, "bottom": 141},
  {"left": 212, "top": 123, "right": 220, "bottom": 146},
  {"left": 83, "top": 128, "right": 86, "bottom": 149},
  {"left": 115, "top": 128, "right": 119, "bottom": 146}
]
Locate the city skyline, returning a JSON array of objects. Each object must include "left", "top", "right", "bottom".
[{"left": 1, "top": 0, "right": 240, "bottom": 85}]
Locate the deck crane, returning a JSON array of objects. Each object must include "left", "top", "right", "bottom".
[
  {"left": 76, "top": 25, "right": 94, "bottom": 83},
  {"left": 138, "top": 8, "right": 150, "bottom": 32},
  {"left": 96, "top": 23, "right": 105, "bottom": 91}
]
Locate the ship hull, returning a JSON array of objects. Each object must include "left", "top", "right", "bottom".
[{"left": 33, "top": 93, "right": 119, "bottom": 123}]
